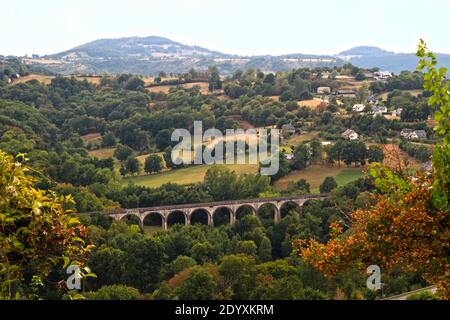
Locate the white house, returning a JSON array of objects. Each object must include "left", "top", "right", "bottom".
[
  {"left": 392, "top": 108, "right": 403, "bottom": 117},
  {"left": 401, "top": 128, "right": 413, "bottom": 137},
  {"left": 284, "top": 153, "right": 294, "bottom": 160},
  {"left": 371, "top": 106, "right": 388, "bottom": 114},
  {"left": 317, "top": 86, "right": 331, "bottom": 94},
  {"left": 406, "top": 130, "right": 427, "bottom": 140},
  {"left": 374, "top": 71, "right": 393, "bottom": 80},
  {"left": 281, "top": 123, "right": 296, "bottom": 135},
  {"left": 353, "top": 104, "right": 366, "bottom": 112},
  {"left": 342, "top": 129, "right": 359, "bottom": 140}
]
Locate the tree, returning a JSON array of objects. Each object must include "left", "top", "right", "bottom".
[
  {"left": 144, "top": 154, "right": 163, "bottom": 174},
  {"left": 367, "top": 145, "right": 384, "bottom": 163},
  {"left": 258, "top": 237, "right": 273, "bottom": 262},
  {"left": 176, "top": 267, "right": 218, "bottom": 300},
  {"left": 208, "top": 66, "right": 222, "bottom": 91},
  {"left": 296, "top": 179, "right": 311, "bottom": 193},
  {"left": 121, "top": 156, "right": 140, "bottom": 176},
  {"left": 85, "top": 285, "right": 142, "bottom": 300},
  {"left": 121, "top": 237, "right": 165, "bottom": 292},
  {"left": 291, "top": 144, "right": 310, "bottom": 170},
  {"left": 114, "top": 144, "right": 133, "bottom": 161},
  {"left": 319, "top": 176, "right": 337, "bottom": 193},
  {"left": 328, "top": 140, "right": 345, "bottom": 167},
  {"left": 101, "top": 132, "right": 117, "bottom": 147},
  {"left": 0, "top": 151, "right": 91, "bottom": 299}
]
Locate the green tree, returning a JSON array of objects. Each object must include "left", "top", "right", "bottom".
[
  {"left": 319, "top": 176, "right": 337, "bottom": 193},
  {"left": 125, "top": 156, "right": 140, "bottom": 175},
  {"left": 121, "top": 237, "right": 165, "bottom": 292},
  {"left": 144, "top": 154, "right": 163, "bottom": 174},
  {"left": 258, "top": 237, "right": 273, "bottom": 262},
  {"left": 367, "top": 145, "right": 384, "bottom": 163},
  {"left": 291, "top": 144, "right": 310, "bottom": 170},
  {"left": 296, "top": 179, "right": 311, "bottom": 193},
  {"left": 85, "top": 285, "right": 142, "bottom": 300},
  {"left": 176, "top": 267, "right": 218, "bottom": 300},
  {"left": 114, "top": 144, "right": 133, "bottom": 161}
]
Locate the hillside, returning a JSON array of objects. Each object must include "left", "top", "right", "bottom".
[{"left": 18, "top": 37, "right": 450, "bottom": 75}]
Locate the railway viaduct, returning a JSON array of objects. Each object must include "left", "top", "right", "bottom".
[{"left": 88, "top": 194, "right": 329, "bottom": 230}]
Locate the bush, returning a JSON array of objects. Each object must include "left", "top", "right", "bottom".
[{"left": 84, "top": 285, "right": 142, "bottom": 300}]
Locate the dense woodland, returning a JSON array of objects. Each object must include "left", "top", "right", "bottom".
[{"left": 0, "top": 53, "right": 446, "bottom": 300}]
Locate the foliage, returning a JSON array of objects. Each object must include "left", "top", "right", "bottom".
[
  {"left": 0, "top": 150, "right": 92, "bottom": 299},
  {"left": 84, "top": 285, "right": 142, "bottom": 300}
]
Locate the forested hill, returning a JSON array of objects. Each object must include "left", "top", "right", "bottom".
[{"left": 17, "top": 36, "right": 450, "bottom": 75}]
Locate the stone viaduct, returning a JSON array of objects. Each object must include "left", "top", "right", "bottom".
[{"left": 91, "top": 194, "right": 329, "bottom": 230}]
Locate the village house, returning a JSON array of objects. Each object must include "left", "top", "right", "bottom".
[
  {"left": 317, "top": 86, "right": 331, "bottom": 94},
  {"left": 367, "top": 95, "right": 379, "bottom": 104},
  {"left": 401, "top": 128, "right": 413, "bottom": 137},
  {"left": 281, "top": 123, "right": 296, "bottom": 136},
  {"left": 406, "top": 130, "right": 427, "bottom": 140},
  {"left": 371, "top": 105, "right": 388, "bottom": 114},
  {"left": 283, "top": 152, "right": 294, "bottom": 160},
  {"left": 342, "top": 129, "right": 359, "bottom": 140},
  {"left": 374, "top": 71, "right": 393, "bottom": 80},
  {"left": 352, "top": 104, "right": 366, "bottom": 112},
  {"left": 391, "top": 108, "right": 403, "bottom": 117},
  {"left": 332, "top": 90, "right": 356, "bottom": 98}
]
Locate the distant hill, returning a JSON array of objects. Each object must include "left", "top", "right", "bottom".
[
  {"left": 17, "top": 36, "right": 450, "bottom": 75},
  {"left": 337, "top": 46, "right": 450, "bottom": 73},
  {"left": 51, "top": 36, "right": 233, "bottom": 60}
]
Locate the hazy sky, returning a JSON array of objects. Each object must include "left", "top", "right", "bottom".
[{"left": 2, "top": 0, "right": 449, "bottom": 56}]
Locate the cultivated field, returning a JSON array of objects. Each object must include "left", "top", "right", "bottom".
[
  {"left": 379, "top": 89, "right": 423, "bottom": 101},
  {"left": 282, "top": 131, "right": 320, "bottom": 146},
  {"left": 147, "top": 82, "right": 210, "bottom": 94},
  {"left": 123, "top": 163, "right": 259, "bottom": 188},
  {"left": 88, "top": 147, "right": 115, "bottom": 159},
  {"left": 298, "top": 98, "right": 328, "bottom": 109},
  {"left": 273, "top": 164, "right": 365, "bottom": 192}
]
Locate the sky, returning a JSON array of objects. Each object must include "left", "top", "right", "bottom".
[{"left": 1, "top": 0, "right": 450, "bottom": 57}]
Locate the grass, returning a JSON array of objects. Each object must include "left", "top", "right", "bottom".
[
  {"left": 274, "top": 164, "right": 365, "bottom": 192},
  {"left": 88, "top": 147, "right": 115, "bottom": 159},
  {"left": 379, "top": 89, "right": 423, "bottom": 101},
  {"left": 147, "top": 82, "right": 211, "bottom": 94},
  {"left": 283, "top": 132, "right": 320, "bottom": 146},
  {"left": 298, "top": 98, "right": 328, "bottom": 109},
  {"left": 123, "top": 163, "right": 259, "bottom": 188}
]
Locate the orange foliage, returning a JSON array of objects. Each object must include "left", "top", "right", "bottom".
[{"left": 296, "top": 176, "right": 450, "bottom": 299}]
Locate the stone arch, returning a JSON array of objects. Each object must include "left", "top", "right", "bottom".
[
  {"left": 120, "top": 214, "right": 142, "bottom": 227},
  {"left": 167, "top": 210, "right": 187, "bottom": 227},
  {"left": 212, "top": 206, "right": 233, "bottom": 226},
  {"left": 256, "top": 202, "right": 280, "bottom": 224},
  {"left": 142, "top": 212, "right": 165, "bottom": 229},
  {"left": 190, "top": 208, "right": 212, "bottom": 226},
  {"left": 235, "top": 204, "right": 257, "bottom": 220},
  {"left": 279, "top": 200, "right": 302, "bottom": 219}
]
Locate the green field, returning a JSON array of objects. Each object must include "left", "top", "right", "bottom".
[
  {"left": 123, "top": 163, "right": 259, "bottom": 188},
  {"left": 283, "top": 131, "right": 320, "bottom": 146},
  {"left": 274, "top": 164, "right": 365, "bottom": 192}
]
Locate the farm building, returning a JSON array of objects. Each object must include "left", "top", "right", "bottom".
[
  {"left": 353, "top": 104, "right": 366, "bottom": 112},
  {"left": 317, "top": 86, "right": 331, "bottom": 94},
  {"left": 342, "top": 129, "right": 359, "bottom": 140}
]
